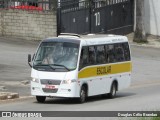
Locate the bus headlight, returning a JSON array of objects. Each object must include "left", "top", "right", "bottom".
[
  {"left": 62, "top": 79, "right": 77, "bottom": 84},
  {"left": 31, "top": 78, "right": 39, "bottom": 83}
]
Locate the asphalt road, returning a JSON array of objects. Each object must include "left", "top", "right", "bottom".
[
  {"left": 0, "top": 83, "right": 160, "bottom": 120},
  {"left": 0, "top": 37, "right": 160, "bottom": 95},
  {"left": 0, "top": 37, "right": 39, "bottom": 95},
  {"left": 0, "top": 83, "right": 160, "bottom": 111},
  {"left": 0, "top": 37, "right": 160, "bottom": 119}
]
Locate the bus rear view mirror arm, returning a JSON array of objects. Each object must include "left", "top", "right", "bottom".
[{"left": 28, "top": 54, "right": 32, "bottom": 68}]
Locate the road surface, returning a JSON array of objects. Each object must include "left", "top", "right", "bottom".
[{"left": 0, "top": 37, "right": 160, "bottom": 119}]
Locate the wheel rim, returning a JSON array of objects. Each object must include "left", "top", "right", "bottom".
[
  {"left": 112, "top": 85, "right": 116, "bottom": 96},
  {"left": 80, "top": 89, "right": 86, "bottom": 102}
]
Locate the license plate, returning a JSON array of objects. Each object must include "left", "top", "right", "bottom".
[{"left": 45, "top": 85, "right": 55, "bottom": 89}]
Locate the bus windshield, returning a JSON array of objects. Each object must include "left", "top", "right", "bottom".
[{"left": 33, "top": 42, "right": 79, "bottom": 72}]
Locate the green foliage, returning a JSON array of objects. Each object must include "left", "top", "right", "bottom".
[
  {"left": 124, "top": 117, "right": 160, "bottom": 120},
  {"left": 138, "top": 117, "right": 160, "bottom": 120}
]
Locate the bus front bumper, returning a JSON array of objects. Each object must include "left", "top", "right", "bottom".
[{"left": 31, "top": 85, "right": 80, "bottom": 98}]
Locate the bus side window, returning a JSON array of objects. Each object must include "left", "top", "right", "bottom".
[
  {"left": 106, "top": 44, "right": 115, "bottom": 63},
  {"left": 88, "top": 46, "right": 96, "bottom": 65},
  {"left": 115, "top": 43, "right": 125, "bottom": 62},
  {"left": 96, "top": 45, "right": 106, "bottom": 64},
  {"left": 105, "top": 45, "right": 109, "bottom": 63},
  {"left": 79, "top": 47, "right": 89, "bottom": 70},
  {"left": 122, "top": 42, "right": 131, "bottom": 61}
]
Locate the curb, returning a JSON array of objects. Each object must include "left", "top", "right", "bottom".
[
  {"left": 0, "top": 86, "right": 6, "bottom": 90},
  {"left": 129, "top": 41, "right": 160, "bottom": 49},
  {"left": 0, "top": 92, "right": 19, "bottom": 100},
  {"left": 0, "top": 96, "right": 34, "bottom": 104},
  {"left": 126, "top": 33, "right": 160, "bottom": 49}
]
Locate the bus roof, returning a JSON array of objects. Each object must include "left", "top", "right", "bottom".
[
  {"left": 44, "top": 34, "right": 128, "bottom": 46},
  {"left": 80, "top": 34, "right": 128, "bottom": 46}
]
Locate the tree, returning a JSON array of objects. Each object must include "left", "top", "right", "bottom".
[{"left": 133, "top": 0, "right": 147, "bottom": 43}]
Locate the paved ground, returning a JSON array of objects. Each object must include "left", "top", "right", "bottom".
[
  {"left": 1, "top": 35, "right": 160, "bottom": 97},
  {"left": 0, "top": 83, "right": 160, "bottom": 111},
  {"left": 0, "top": 35, "right": 160, "bottom": 119},
  {"left": 0, "top": 83, "right": 160, "bottom": 120},
  {"left": 0, "top": 37, "right": 39, "bottom": 96}
]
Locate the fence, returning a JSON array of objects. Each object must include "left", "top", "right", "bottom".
[
  {"left": 58, "top": 0, "right": 134, "bottom": 35},
  {"left": 0, "top": 0, "right": 57, "bottom": 11}
]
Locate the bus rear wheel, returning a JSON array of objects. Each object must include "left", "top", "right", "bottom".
[
  {"left": 36, "top": 96, "right": 46, "bottom": 103},
  {"left": 108, "top": 82, "right": 117, "bottom": 98}
]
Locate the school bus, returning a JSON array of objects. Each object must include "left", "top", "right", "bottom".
[{"left": 28, "top": 33, "right": 132, "bottom": 103}]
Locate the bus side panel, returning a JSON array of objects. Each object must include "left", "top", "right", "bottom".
[
  {"left": 78, "top": 72, "right": 131, "bottom": 97},
  {"left": 86, "top": 77, "right": 110, "bottom": 96},
  {"left": 78, "top": 62, "right": 132, "bottom": 96},
  {"left": 117, "top": 72, "right": 131, "bottom": 90}
]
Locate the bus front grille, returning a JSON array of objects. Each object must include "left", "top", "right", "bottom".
[
  {"left": 41, "top": 79, "right": 61, "bottom": 85},
  {"left": 42, "top": 88, "right": 58, "bottom": 93}
]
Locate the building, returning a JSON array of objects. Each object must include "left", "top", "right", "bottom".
[{"left": 144, "top": 0, "right": 160, "bottom": 36}]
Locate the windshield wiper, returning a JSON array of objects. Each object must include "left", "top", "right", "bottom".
[
  {"left": 51, "top": 64, "right": 70, "bottom": 71},
  {"left": 48, "top": 64, "right": 56, "bottom": 71},
  {"left": 35, "top": 64, "right": 70, "bottom": 71},
  {"left": 34, "top": 64, "right": 56, "bottom": 71}
]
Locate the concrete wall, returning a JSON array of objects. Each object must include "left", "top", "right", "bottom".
[
  {"left": 144, "top": 0, "right": 160, "bottom": 36},
  {"left": 0, "top": 10, "right": 57, "bottom": 40}
]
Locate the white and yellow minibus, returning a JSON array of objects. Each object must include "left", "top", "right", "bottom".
[{"left": 28, "top": 33, "right": 132, "bottom": 103}]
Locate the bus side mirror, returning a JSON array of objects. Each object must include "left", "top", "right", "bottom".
[
  {"left": 32, "top": 54, "right": 35, "bottom": 61},
  {"left": 28, "top": 54, "right": 32, "bottom": 68}
]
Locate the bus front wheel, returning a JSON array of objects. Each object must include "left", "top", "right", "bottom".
[
  {"left": 36, "top": 96, "right": 46, "bottom": 103},
  {"left": 78, "top": 86, "right": 87, "bottom": 103}
]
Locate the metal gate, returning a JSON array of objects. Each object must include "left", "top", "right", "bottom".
[{"left": 57, "top": 0, "right": 134, "bottom": 35}]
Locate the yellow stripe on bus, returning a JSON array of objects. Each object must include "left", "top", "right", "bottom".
[{"left": 78, "top": 62, "right": 132, "bottom": 79}]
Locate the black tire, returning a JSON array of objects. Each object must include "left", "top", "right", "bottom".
[
  {"left": 36, "top": 96, "right": 46, "bottom": 103},
  {"left": 108, "top": 82, "right": 117, "bottom": 99},
  {"left": 78, "top": 86, "right": 87, "bottom": 103}
]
